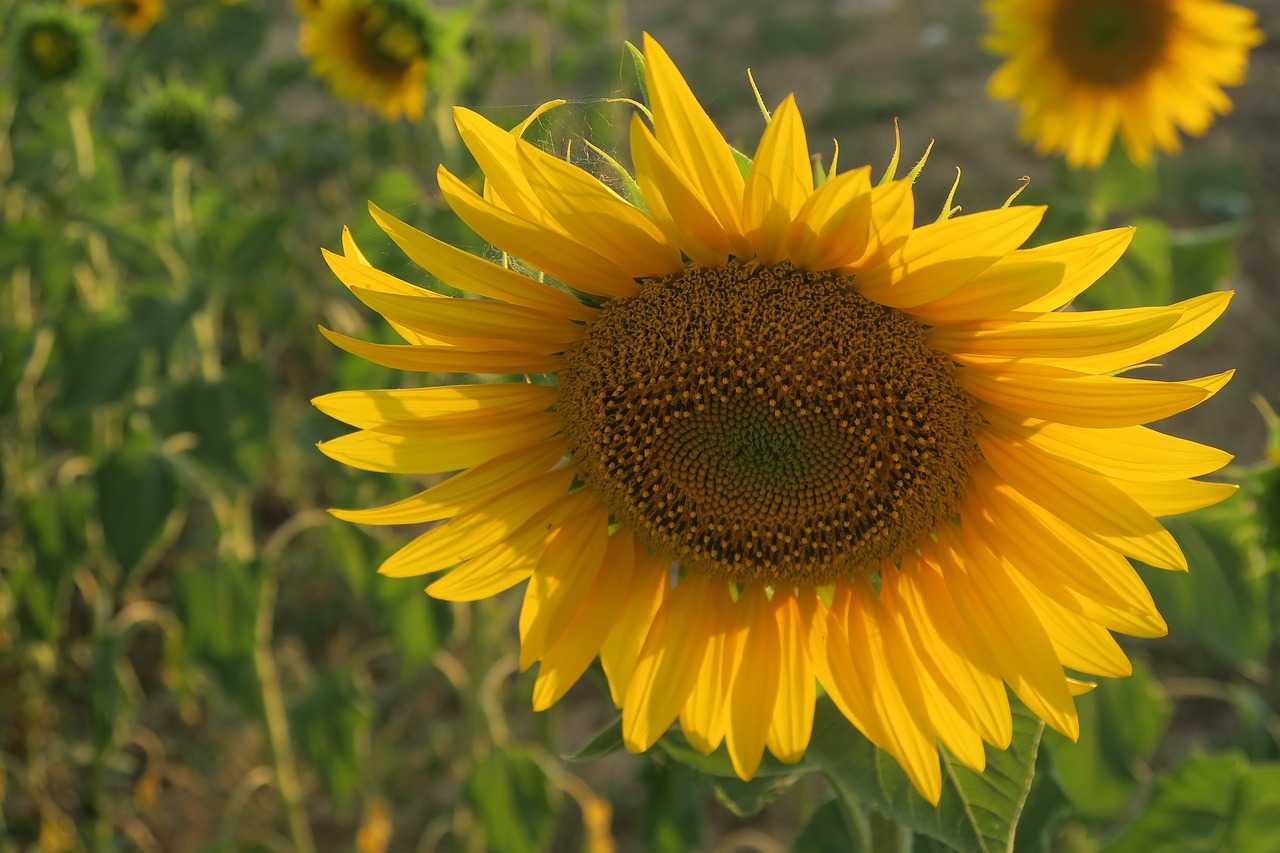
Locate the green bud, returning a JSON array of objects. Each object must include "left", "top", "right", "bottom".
[
  {"left": 14, "top": 4, "right": 94, "bottom": 84},
  {"left": 138, "top": 81, "right": 211, "bottom": 153}
]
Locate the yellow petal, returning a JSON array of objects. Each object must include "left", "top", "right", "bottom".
[
  {"left": 629, "top": 113, "right": 730, "bottom": 267},
  {"left": 809, "top": 590, "right": 894, "bottom": 756},
  {"left": 892, "top": 558, "right": 1012, "bottom": 748},
  {"left": 382, "top": 467, "right": 575, "bottom": 577},
  {"left": 1046, "top": 291, "right": 1234, "bottom": 374},
  {"left": 623, "top": 573, "right": 728, "bottom": 751},
  {"left": 878, "top": 571, "right": 987, "bottom": 773},
  {"left": 962, "top": 521, "right": 1132, "bottom": 678},
  {"left": 313, "top": 383, "right": 558, "bottom": 429},
  {"left": 367, "top": 202, "right": 597, "bottom": 321},
  {"left": 743, "top": 95, "right": 812, "bottom": 264},
  {"left": 438, "top": 166, "right": 641, "bottom": 298},
  {"left": 845, "top": 177, "right": 913, "bottom": 271},
  {"left": 981, "top": 409, "right": 1233, "bottom": 481},
  {"left": 600, "top": 548, "right": 669, "bottom": 706},
  {"left": 519, "top": 500, "right": 611, "bottom": 669},
  {"left": 421, "top": 487, "right": 595, "bottom": 599},
  {"left": 855, "top": 206, "right": 1046, "bottom": 308},
  {"left": 329, "top": 440, "right": 565, "bottom": 525},
  {"left": 324, "top": 247, "right": 445, "bottom": 346},
  {"left": 841, "top": 581, "right": 942, "bottom": 804},
  {"left": 1113, "top": 478, "right": 1238, "bottom": 517},
  {"left": 726, "top": 585, "right": 780, "bottom": 780},
  {"left": 959, "top": 362, "right": 1218, "bottom": 428},
  {"left": 317, "top": 409, "right": 560, "bottom": 475},
  {"left": 910, "top": 228, "right": 1134, "bottom": 324},
  {"left": 967, "top": 465, "right": 1168, "bottom": 635},
  {"left": 765, "top": 591, "right": 816, "bottom": 764},
  {"left": 642, "top": 33, "right": 751, "bottom": 255},
  {"left": 931, "top": 304, "right": 1181, "bottom": 361},
  {"left": 324, "top": 246, "right": 436, "bottom": 299},
  {"left": 679, "top": 598, "right": 732, "bottom": 755},
  {"left": 1016, "top": 228, "right": 1136, "bottom": 313},
  {"left": 1011, "top": 577, "right": 1135, "bottom": 679},
  {"left": 318, "top": 326, "right": 564, "bottom": 375},
  {"left": 517, "top": 138, "right": 684, "bottom": 276},
  {"left": 1067, "top": 678, "right": 1097, "bottom": 697},
  {"left": 345, "top": 285, "right": 582, "bottom": 351},
  {"left": 935, "top": 526, "right": 1079, "bottom": 741},
  {"left": 786, "top": 166, "right": 874, "bottom": 271},
  {"left": 454, "top": 106, "right": 551, "bottom": 222},
  {"left": 424, "top": 519, "right": 549, "bottom": 601},
  {"left": 978, "top": 432, "right": 1187, "bottom": 571},
  {"left": 341, "top": 226, "right": 371, "bottom": 265},
  {"left": 532, "top": 530, "right": 637, "bottom": 710}
]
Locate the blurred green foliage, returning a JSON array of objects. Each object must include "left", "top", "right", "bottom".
[{"left": 1, "top": 0, "right": 1278, "bottom": 851}]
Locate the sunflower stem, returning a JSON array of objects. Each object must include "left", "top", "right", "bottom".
[
  {"left": 830, "top": 782, "right": 872, "bottom": 849},
  {"left": 67, "top": 103, "right": 95, "bottom": 180},
  {"left": 254, "top": 577, "right": 318, "bottom": 853}
]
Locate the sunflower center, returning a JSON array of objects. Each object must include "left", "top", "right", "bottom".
[
  {"left": 1049, "top": 0, "right": 1174, "bottom": 87},
  {"left": 356, "top": 0, "right": 431, "bottom": 73},
  {"left": 22, "top": 22, "right": 82, "bottom": 81},
  {"left": 557, "top": 260, "right": 981, "bottom": 587}
]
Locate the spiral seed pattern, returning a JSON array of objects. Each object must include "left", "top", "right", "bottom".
[{"left": 557, "top": 260, "right": 981, "bottom": 586}]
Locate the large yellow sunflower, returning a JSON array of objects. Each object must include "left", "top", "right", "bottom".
[
  {"left": 298, "top": 0, "right": 431, "bottom": 121},
  {"left": 316, "top": 35, "right": 1235, "bottom": 803},
  {"left": 985, "top": 0, "right": 1263, "bottom": 168}
]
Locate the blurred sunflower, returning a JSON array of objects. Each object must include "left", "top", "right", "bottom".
[
  {"left": 13, "top": 3, "right": 95, "bottom": 83},
  {"left": 75, "top": 0, "right": 165, "bottom": 36},
  {"left": 298, "top": 0, "right": 432, "bottom": 121},
  {"left": 316, "top": 35, "right": 1235, "bottom": 802},
  {"left": 985, "top": 0, "right": 1263, "bottom": 168}
]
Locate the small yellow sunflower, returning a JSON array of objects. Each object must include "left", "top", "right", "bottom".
[
  {"left": 985, "top": 0, "right": 1264, "bottom": 168},
  {"left": 75, "top": 0, "right": 165, "bottom": 36},
  {"left": 298, "top": 0, "right": 431, "bottom": 121},
  {"left": 316, "top": 35, "right": 1235, "bottom": 802}
]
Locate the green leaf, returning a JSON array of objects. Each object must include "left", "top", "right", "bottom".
[
  {"left": 159, "top": 360, "right": 271, "bottom": 484},
  {"left": 1169, "top": 221, "right": 1247, "bottom": 303},
  {"left": 792, "top": 798, "right": 872, "bottom": 853},
  {"left": 94, "top": 443, "right": 182, "bottom": 576},
  {"left": 1105, "top": 754, "right": 1280, "bottom": 853},
  {"left": 625, "top": 40, "right": 648, "bottom": 105},
  {"left": 1089, "top": 144, "right": 1158, "bottom": 218},
  {"left": 803, "top": 694, "right": 1046, "bottom": 853},
  {"left": 220, "top": 210, "right": 291, "bottom": 281},
  {"left": 0, "top": 326, "right": 36, "bottom": 413},
  {"left": 1046, "top": 657, "right": 1171, "bottom": 819},
  {"left": 641, "top": 761, "right": 704, "bottom": 853},
  {"left": 373, "top": 579, "right": 443, "bottom": 672},
  {"left": 56, "top": 318, "right": 142, "bottom": 414},
  {"left": 175, "top": 560, "right": 265, "bottom": 705},
  {"left": 564, "top": 716, "right": 624, "bottom": 762},
  {"left": 655, "top": 730, "right": 801, "bottom": 817},
  {"left": 466, "top": 744, "right": 557, "bottom": 853},
  {"left": 1010, "top": 744, "right": 1071, "bottom": 853},
  {"left": 1076, "top": 217, "right": 1172, "bottom": 311},
  {"left": 289, "top": 668, "right": 373, "bottom": 807},
  {"left": 1143, "top": 504, "right": 1270, "bottom": 670}
]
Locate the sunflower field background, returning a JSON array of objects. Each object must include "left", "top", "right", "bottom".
[{"left": 2, "top": 0, "right": 1279, "bottom": 850}]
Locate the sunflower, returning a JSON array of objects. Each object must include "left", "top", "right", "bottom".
[
  {"left": 298, "top": 0, "right": 432, "bottom": 121},
  {"left": 13, "top": 3, "right": 95, "bottom": 84},
  {"left": 75, "top": 0, "right": 165, "bottom": 36},
  {"left": 315, "top": 35, "right": 1235, "bottom": 803},
  {"left": 985, "top": 0, "right": 1263, "bottom": 168}
]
